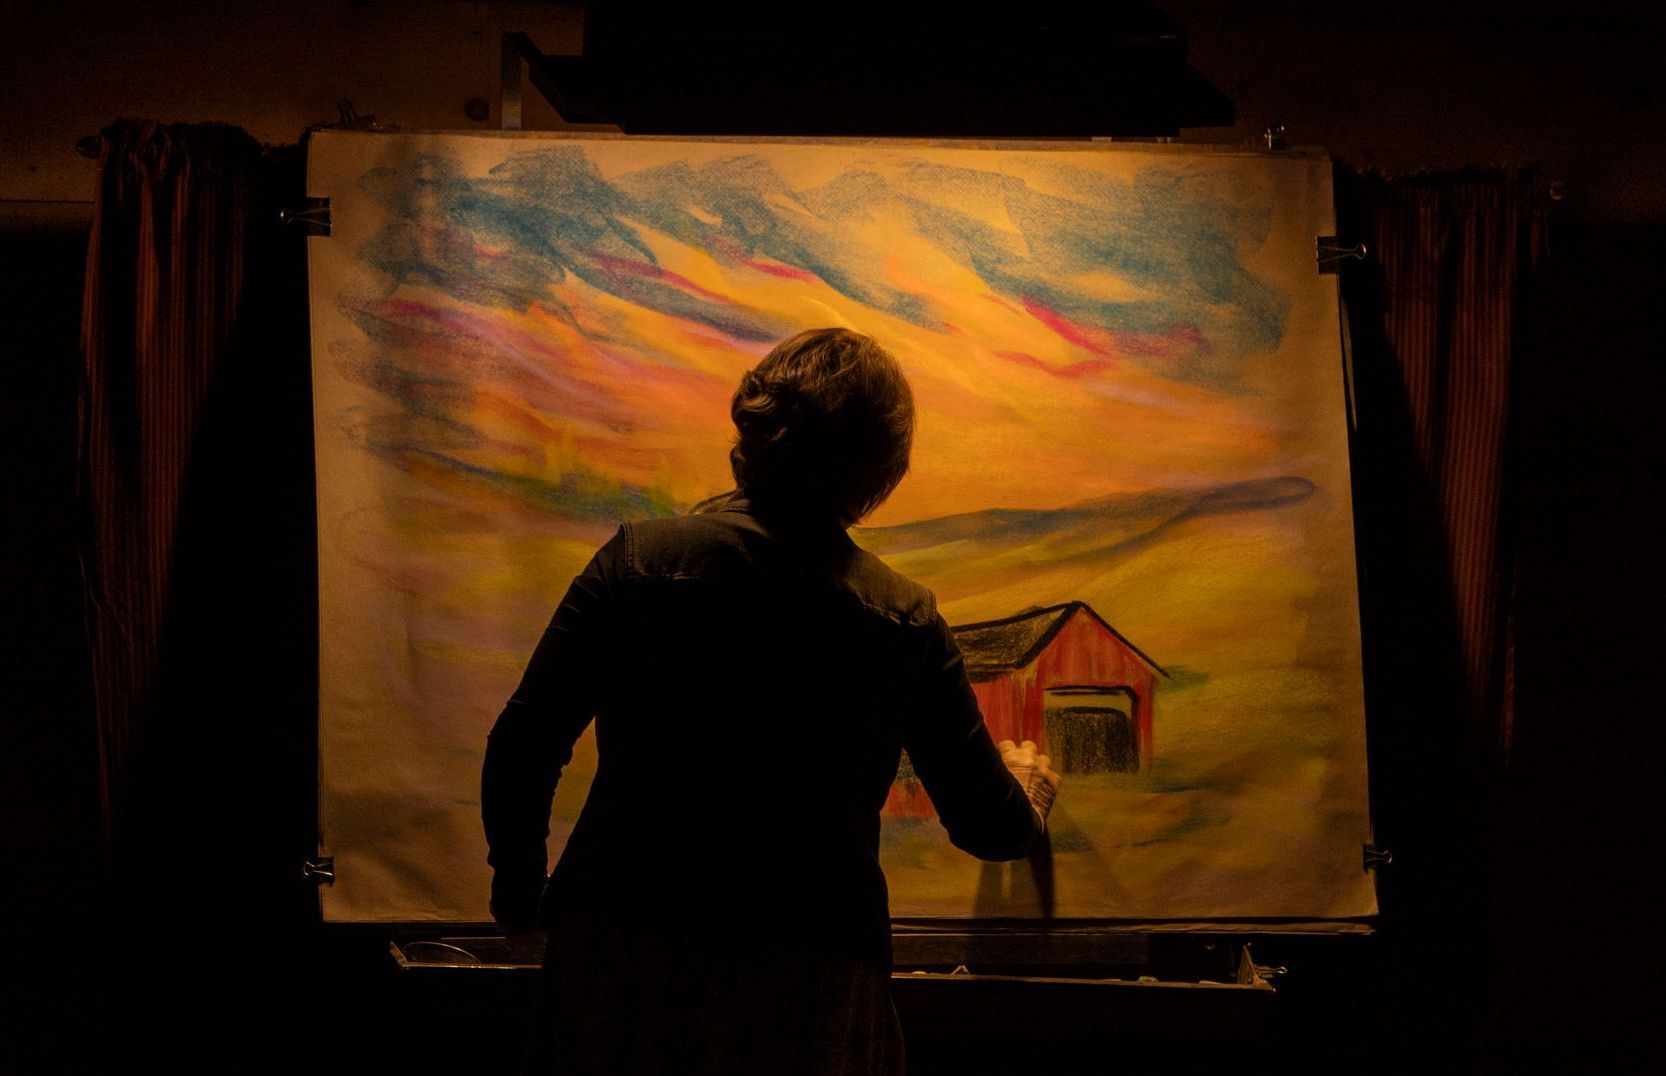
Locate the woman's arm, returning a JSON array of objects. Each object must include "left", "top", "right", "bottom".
[
  {"left": 899, "top": 610, "right": 1060, "bottom": 861},
  {"left": 480, "top": 526, "right": 625, "bottom": 928}
]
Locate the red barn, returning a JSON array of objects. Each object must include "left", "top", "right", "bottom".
[{"left": 887, "top": 601, "right": 1167, "bottom": 819}]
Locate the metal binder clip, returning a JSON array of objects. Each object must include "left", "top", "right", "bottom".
[
  {"left": 302, "top": 856, "right": 335, "bottom": 884},
  {"left": 1317, "top": 237, "right": 1368, "bottom": 274},
  {"left": 279, "top": 197, "right": 331, "bottom": 236},
  {"left": 318, "top": 99, "right": 379, "bottom": 131},
  {"left": 1363, "top": 845, "right": 1392, "bottom": 871}
]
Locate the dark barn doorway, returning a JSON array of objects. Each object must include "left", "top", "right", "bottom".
[{"left": 1043, "top": 687, "right": 1139, "bottom": 773}]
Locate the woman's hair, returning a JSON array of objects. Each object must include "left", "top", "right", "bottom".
[{"left": 728, "top": 327, "right": 915, "bottom": 526}]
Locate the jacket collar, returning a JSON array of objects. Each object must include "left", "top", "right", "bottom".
[{"left": 714, "top": 492, "right": 854, "bottom": 552}]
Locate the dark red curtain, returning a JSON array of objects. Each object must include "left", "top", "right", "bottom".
[
  {"left": 1491, "top": 222, "right": 1666, "bottom": 1068},
  {"left": 80, "top": 119, "right": 266, "bottom": 871},
  {"left": 1349, "top": 167, "right": 1543, "bottom": 760},
  {"left": 77, "top": 118, "right": 316, "bottom": 1061},
  {"left": 1336, "top": 165, "right": 1545, "bottom": 1061}
]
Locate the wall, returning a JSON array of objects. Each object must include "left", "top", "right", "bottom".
[
  {"left": 1173, "top": 1, "right": 1664, "bottom": 223},
  {"left": 3, "top": 2, "right": 1660, "bottom": 222},
  {"left": 1, "top": 0, "right": 589, "bottom": 210}
]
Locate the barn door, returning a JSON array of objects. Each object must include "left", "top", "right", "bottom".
[{"left": 1043, "top": 687, "right": 1139, "bottom": 773}]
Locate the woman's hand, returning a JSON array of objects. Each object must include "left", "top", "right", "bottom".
[{"left": 997, "top": 739, "right": 1062, "bottom": 823}]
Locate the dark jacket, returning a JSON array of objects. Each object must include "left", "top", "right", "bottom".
[{"left": 481, "top": 494, "right": 1040, "bottom": 965}]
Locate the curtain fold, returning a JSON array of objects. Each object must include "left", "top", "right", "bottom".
[
  {"left": 1336, "top": 163, "right": 1545, "bottom": 1059},
  {"left": 80, "top": 119, "right": 268, "bottom": 871},
  {"left": 1341, "top": 166, "right": 1543, "bottom": 769},
  {"left": 77, "top": 118, "right": 315, "bottom": 1058}
]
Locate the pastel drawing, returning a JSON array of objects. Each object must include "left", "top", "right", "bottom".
[{"left": 307, "top": 132, "right": 1373, "bottom": 924}]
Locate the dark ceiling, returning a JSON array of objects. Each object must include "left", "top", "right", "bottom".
[{"left": 519, "top": 3, "right": 1235, "bottom": 137}]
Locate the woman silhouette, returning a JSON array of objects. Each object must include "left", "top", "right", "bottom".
[{"left": 482, "top": 326, "right": 1060, "bottom": 1074}]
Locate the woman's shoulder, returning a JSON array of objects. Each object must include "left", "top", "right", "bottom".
[
  {"left": 839, "top": 546, "right": 939, "bottom": 629},
  {"left": 612, "top": 512, "right": 757, "bottom": 579},
  {"left": 610, "top": 509, "right": 938, "bottom": 628}
]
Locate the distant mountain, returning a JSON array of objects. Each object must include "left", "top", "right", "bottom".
[{"left": 854, "top": 477, "right": 1317, "bottom": 563}]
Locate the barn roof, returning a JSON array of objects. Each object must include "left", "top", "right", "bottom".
[{"left": 950, "top": 601, "right": 1168, "bottom": 678}]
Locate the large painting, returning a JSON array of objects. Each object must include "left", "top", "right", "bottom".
[{"left": 306, "top": 129, "right": 1375, "bottom": 923}]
